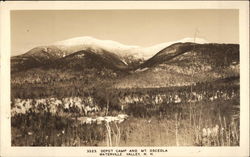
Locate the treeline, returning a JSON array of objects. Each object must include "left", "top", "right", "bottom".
[
  {"left": 11, "top": 67, "right": 120, "bottom": 85},
  {"left": 11, "top": 77, "right": 239, "bottom": 99}
]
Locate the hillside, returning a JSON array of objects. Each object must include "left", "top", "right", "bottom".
[
  {"left": 114, "top": 43, "right": 239, "bottom": 88},
  {"left": 52, "top": 49, "right": 128, "bottom": 71},
  {"left": 138, "top": 43, "right": 239, "bottom": 69}
]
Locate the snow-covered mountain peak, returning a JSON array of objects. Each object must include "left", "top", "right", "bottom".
[
  {"left": 51, "top": 36, "right": 208, "bottom": 60},
  {"left": 178, "top": 37, "right": 208, "bottom": 44},
  {"left": 54, "top": 36, "right": 139, "bottom": 50},
  {"left": 52, "top": 36, "right": 142, "bottom": 58}
]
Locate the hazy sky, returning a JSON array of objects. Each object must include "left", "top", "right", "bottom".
[{"left": 11, "top": 10, "right": 239, "bottom": 56}]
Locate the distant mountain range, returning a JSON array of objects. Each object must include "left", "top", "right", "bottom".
[
  {"left": 11, "top": 36, "right": 239, "bottom": 89},
  {"left": 11, "top": 37, "right": 207, "bottom": 72},
  {"left": 52, "top": 36, "right": 208, "bottom": 60}
]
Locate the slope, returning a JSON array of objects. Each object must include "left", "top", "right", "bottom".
[{"left": 114, "top": 43, "right": 239, "bottom": 88}]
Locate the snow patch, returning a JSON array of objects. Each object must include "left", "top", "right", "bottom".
[{"left": 135, "top": 67, "right": 149, "bottom": 72}]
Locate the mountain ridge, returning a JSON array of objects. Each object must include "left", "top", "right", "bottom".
[
  {"left": 11, "top": 37, "right": 239, "bottom": 89},
  {"left": 11, "top": 36, "right": 210, "bottom": 72},
  {"left": 113, "top": 43, "right": 239, "bottom": 88}
]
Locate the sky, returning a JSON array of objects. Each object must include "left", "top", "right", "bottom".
[{"left": 11, "top": 10, "right": 239, "bottom": 56}]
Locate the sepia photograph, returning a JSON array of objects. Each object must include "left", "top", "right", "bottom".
[
  {"left": 0, "top": 1, "right": 249, "bottom": 157},
  {"left": 10, "top": 9, "right": 240, "bottom": 147}
]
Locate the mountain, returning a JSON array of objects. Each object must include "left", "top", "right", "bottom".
[
  {"left": 139, "top": 43, "right": 239, "bottom": 69},
  {"left": 11, "top": 38, "right": 133, "bottom": 73},
  {"left": 11, "top": 46, "right": 66, "bottom": 73},
  {"left": 11, "top": 46, "right": 131, "bottom": 87},
  {"left": 11, "top": 37, "right": 239, "bottom": 89},
  {"left": 54, "top": 36, "right": 140, "bottom": 57},
  {"left": 11, "top": 37, "right": 140, "bottom": 73},
  {"left": 53, "top": 37, "right": 145, "bottom": 69},
  {"left": 53, "top": 36, "right": 208, "bottom": 60},
  {"left": 138, "top": 37, "right": 208, "bottom": 59},
  {"left": 23, "top": 45, "right": 66, "bottom": 58},
  {"left": 113, "top": 43, "right": 239, "bottom": 88},
  {"left": 53, "top": 49, "right": 128, "bottom": 72},
  {"left": 11, "top": 36, "right": 209, "bottom": 73},
  {"left": 12, "top": 48, "right": 129, "bottom": 81}
]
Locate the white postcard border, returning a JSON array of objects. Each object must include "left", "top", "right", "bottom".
[{"left": 0, "top": 1, "right": 249, "bottom": 157}]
